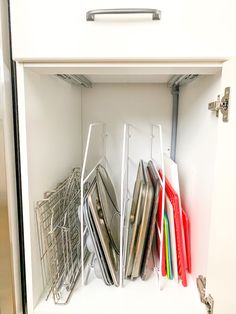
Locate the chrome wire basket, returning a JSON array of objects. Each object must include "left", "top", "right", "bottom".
[{"left": 36, "top": 168, "right": 89, "bottom": 304}]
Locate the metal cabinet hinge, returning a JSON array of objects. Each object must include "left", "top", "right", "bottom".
[
  {"left": 197, "top": 275, "right": 214, "bottom": 314},
  {"left": 208, "top": 87, "right": 230, "bottom": 122}
]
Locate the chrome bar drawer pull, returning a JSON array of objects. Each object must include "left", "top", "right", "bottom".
[{"left": 86, "top": 8, "right": 161, "bottom": 21}]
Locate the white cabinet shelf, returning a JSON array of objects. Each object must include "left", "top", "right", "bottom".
[{"left": 35, "top": 275, "right": 205, "bottom": 314}]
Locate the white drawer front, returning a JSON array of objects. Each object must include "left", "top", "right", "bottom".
[{"left": 10, "top": 0, "right": 236, "bottom": 60}]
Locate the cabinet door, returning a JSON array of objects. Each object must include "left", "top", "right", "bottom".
[
  {"left": 206, "top": 58, "right": 236, "bottom": 314},
  {"left": 10, "top": 0, "right": 236, "bottom": 61},
  {"left": 0, "top": 0, "right": 22, "bottom": 313}
]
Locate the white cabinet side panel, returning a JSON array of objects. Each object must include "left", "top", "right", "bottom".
[
  {"left": 21, "top": 69, "right": 82, "bottom": 310},
  {"left": 206, "top": 59, "right": 236, "bottom": 314},
  {"left": 176, "top": 74, "right": 221, "bottom": 278},
  {"left": 16, "top": 63, "right": 34, "bottom": 314}
]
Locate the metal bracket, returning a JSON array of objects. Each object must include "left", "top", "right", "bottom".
[
  {"left": 56, "top": 74, "right": 92, "bottom": 88},
  {"left": 208, "top": 87, "right": 230, "bottom": 122},
  {"left": 197, "top": 275, "right": 214, "bottom": 314}
]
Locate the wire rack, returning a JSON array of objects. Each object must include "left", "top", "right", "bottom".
[{"left": 36, "top": 168, "right": 89, "bottom": 304}]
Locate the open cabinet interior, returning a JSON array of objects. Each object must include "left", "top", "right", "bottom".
[{"left": 19, "top": 63, "right": 223, "bottom": 314}]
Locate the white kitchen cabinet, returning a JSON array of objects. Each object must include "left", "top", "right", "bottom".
[
  {"left": 9, "top": 0, "right": 236, "bottom": 61},
  {"left": 14, "top": 58, "right": 236, "bottom": 314}
]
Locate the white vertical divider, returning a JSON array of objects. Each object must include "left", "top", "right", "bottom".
[
  {"left": 151, "top": 124, "right": 166, "bottom": 290},
  {"left": 80, "top": 122, "right": 106, "bottom": 286},
  {"left": 120, "top": 123, "right": 131, "bottom": 287},
  {"left": 120, "top": 123, "right": 165, "bottom": 289}
]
